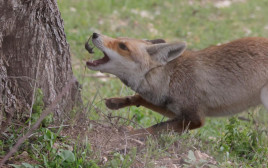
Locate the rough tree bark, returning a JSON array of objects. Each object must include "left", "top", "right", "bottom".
[{"left": 0, "top": 0, "right": 81, "bottom": 130}]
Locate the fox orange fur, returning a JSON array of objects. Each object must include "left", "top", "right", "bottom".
[{"left": 87, "top": 33, "right": 268, "bottom": 135}]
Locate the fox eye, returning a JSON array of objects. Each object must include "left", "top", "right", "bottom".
[{"left": 119, "top": 43, "right": 128, "bottom": 51}]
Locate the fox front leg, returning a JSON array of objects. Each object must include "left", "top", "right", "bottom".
[
  {"left": 105, "top": 94, "right": 176, "bottom": 118},
  {"left": 105, "top": 94, "right": 145, "bottom": 110},
  {"left": 105, "top": 96, "right": 137, "bottom": 110}
]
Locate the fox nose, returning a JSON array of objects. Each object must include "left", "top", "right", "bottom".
[{"left": 92, "top": 32, "right": 99, "bottom": 39}]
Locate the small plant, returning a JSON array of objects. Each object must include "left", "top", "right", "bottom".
[
  {"left": 105, "top": 148, "right": 137, "bottom": 168},
  {"left": 218, "top": 116, "right": 267, "bottom": 164},
  {"left": 1, "top": 125, "right": 22, "bottom": 156},
  {"left": 157, "top": 131, "right": 180, "bottom": 149},
  {"left": 31, "top": 128, "right": 98, "bottom": 167},
  {"left": 29, "top": 88, "right": 53, "bottom": 127},
  {"left": 0, "top": 140, "right": 4, "bottom": 155},
  {"left": 133, "top": 109, "right": 145, "bottom": 123},
  {"left": 38, "top": 128, "right": 78, "bottom": 167}
]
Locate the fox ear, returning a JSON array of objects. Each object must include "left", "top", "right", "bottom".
[
  {"left": 146, "top": 39, "right": 166, "bottom": 44},
  {"left": 146, "top": 42, "right": 186, "bottom": 64}
]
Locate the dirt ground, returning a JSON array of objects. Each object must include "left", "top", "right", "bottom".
[{"left": 60, "top": 117, "right": 218, "bottom": 168}]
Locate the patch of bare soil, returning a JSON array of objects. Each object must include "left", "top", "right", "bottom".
[
  {"left": 61, "top": 116, "right": 218, "bottom": 168},
  {"left": 61, "top": 119, "right": 144, "bottom": 157}
]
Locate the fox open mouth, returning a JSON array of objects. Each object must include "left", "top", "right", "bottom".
[
  {"left": 86, "top": 52, "right": 110, "bottom": 67},
  {"left": 85, "top": 36, "right": 110, "bottom": 67}
]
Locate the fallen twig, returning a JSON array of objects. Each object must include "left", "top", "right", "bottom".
[
  {"left": 127, "top": 138, "right": 145, "bottom": 146},
  {"left": 47, "top": 125, "right": 70, "bottom": 129}
]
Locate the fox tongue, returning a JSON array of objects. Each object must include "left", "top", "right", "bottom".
[{"left": 86, "top": 53, "right": 110, "bottom": 67}]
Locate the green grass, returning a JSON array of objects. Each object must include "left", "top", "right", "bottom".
[{"left": 4, "top": 0, "right": 268, "bottom": 167}]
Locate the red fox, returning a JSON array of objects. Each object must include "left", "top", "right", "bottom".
[{"left": 86, "top": 33, "right": 268, "bottom": 135}]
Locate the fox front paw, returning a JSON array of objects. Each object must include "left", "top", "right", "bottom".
[{"left": 105, "top": 97, "right": 131, "bottom": 110}]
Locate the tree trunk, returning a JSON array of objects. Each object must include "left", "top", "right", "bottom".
[{"left": 0, "top": 0, "right": 81, "bottom": 129}]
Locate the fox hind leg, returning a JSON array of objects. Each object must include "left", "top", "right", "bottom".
[{"left": 130, "top": 110, "right": 205, "bottom": 137}]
